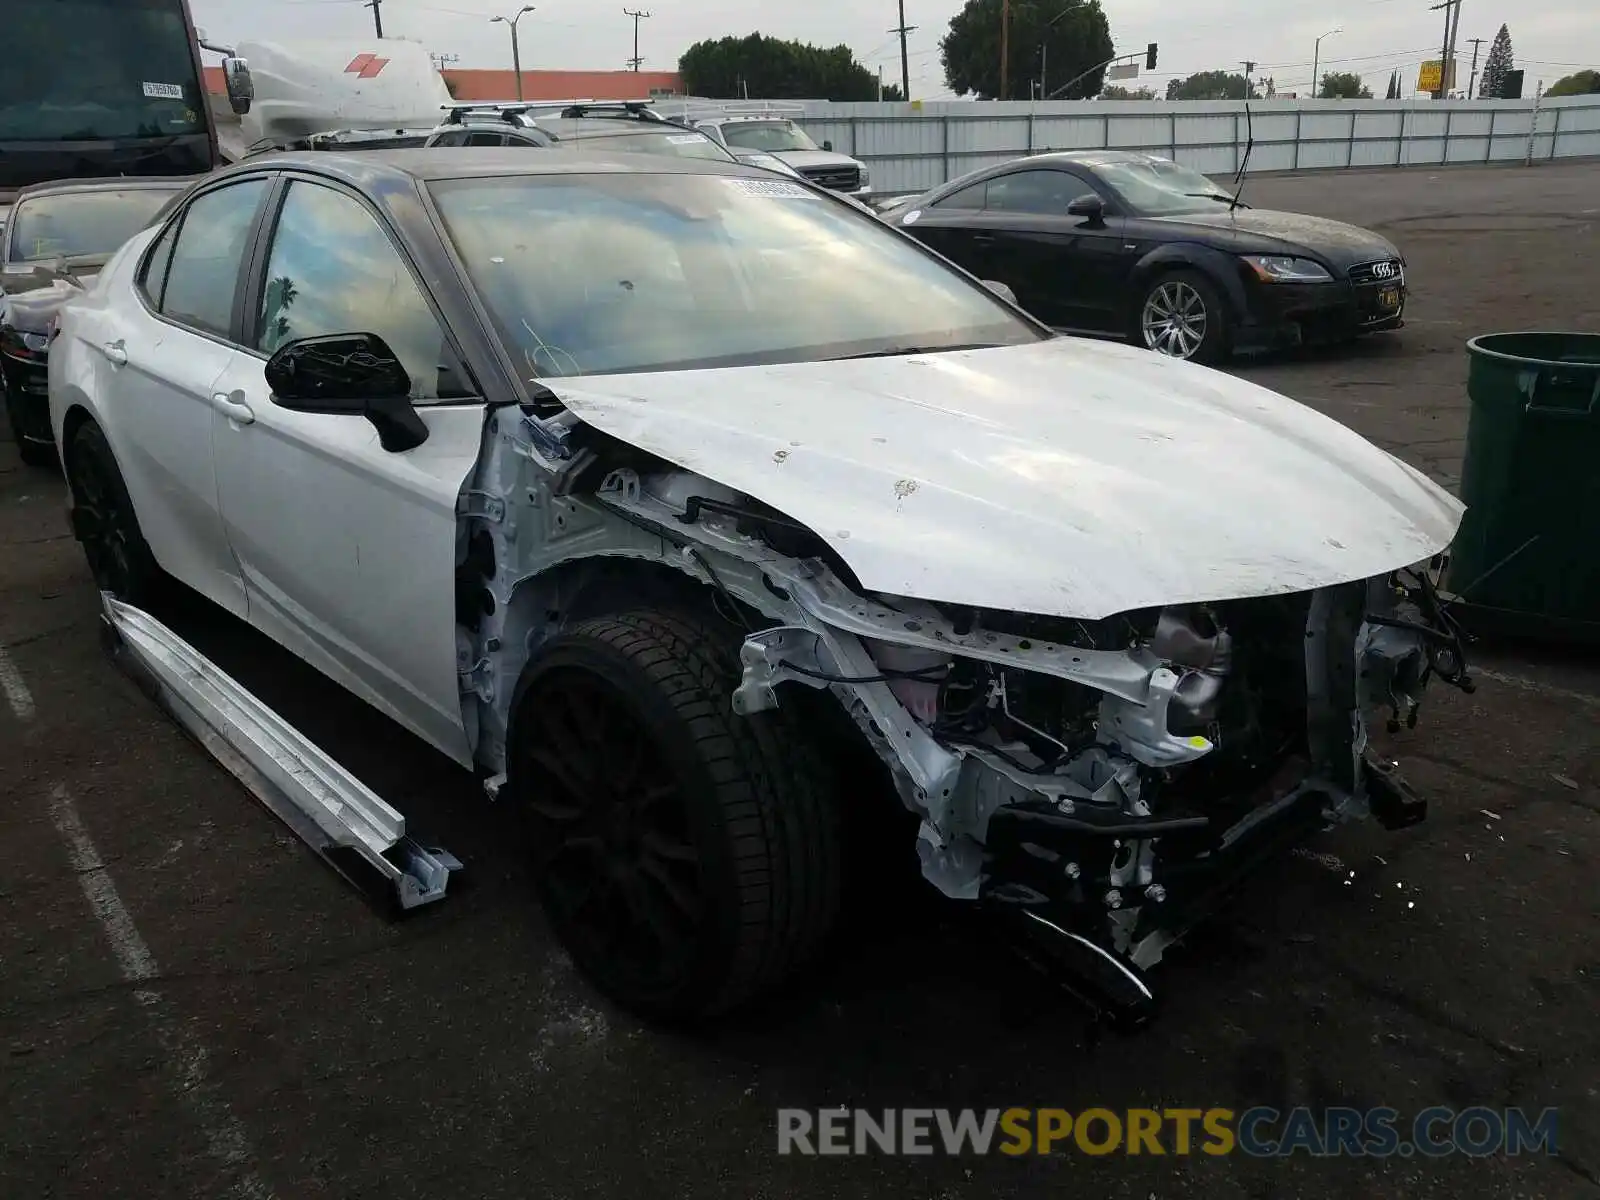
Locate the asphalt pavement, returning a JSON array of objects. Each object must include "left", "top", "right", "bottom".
[{"left": 2, "top": 161, "right": 1597, "bottom": 1200}]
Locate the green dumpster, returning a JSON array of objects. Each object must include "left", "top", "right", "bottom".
[{"left": 1447, "top": 332, "right": 1600, "bottom": 642}]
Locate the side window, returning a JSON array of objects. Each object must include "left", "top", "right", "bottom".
[
  {"left": 985, "top": 170, "right": 1082, "bottom": 216},
  {"left": 933, "top": 181, "right": 987, "bottom": 210},
  {"left": 464, "top": 130, "right": 505, "bottom": 146},
  {"left": 138, "top": 218, "right": 180, "bottom": 307},
  {"left": 254, "top": 181, "right": 470, "bottom": 402},
  {"left": 160, "top": 179, "right": 268, "bottom": 337},
  {"left": 429, "top": 129, "right": 466, "bottom": 147}
]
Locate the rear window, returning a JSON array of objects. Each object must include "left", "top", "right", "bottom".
[{"left": 5, "top": 187, "right": 180, "bottom": 263}]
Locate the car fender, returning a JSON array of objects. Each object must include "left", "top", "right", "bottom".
[{"left": 1129, "top": 242, "right": 1249, "bottom": 321}]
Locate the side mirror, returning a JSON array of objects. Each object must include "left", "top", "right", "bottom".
[
  {"left": 822, "top": 139, "right": 834, "bottom": 152},
  {"left": 264, "top": 332, "right": 429, "bottom": 453},
  {"left": 981, "top": 279, "right": 1018, "bottom": 306},
  {"left": 1067, "top": 193, "right": 1106, "bottom": 223},
  {"left": 222, "top": 57, "right": 254, "bottom": 116}
]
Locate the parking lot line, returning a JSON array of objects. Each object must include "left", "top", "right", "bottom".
[
  {"left": 0, "top": 642, "right": 36, "bottom": 720},
  {"left": 45, "top": 783, "right": 278, "bottom": 1200}
]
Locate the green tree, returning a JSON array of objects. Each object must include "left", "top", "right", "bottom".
[
  {"left": 1166, "top": 71, "right": 1251, "bottom": 100},
  {"left": 940, "top": 0, "right": 1114, "bottom": 101},
  {"left": 1101, "top": 84, "right": 1155, "bottom": 100},
  {"left": 1319, "top": 72, "right": 1372, "bottom": 99},
  {"left": 1478, "top": 24, "right": 1513, "bottom": 98},
  {"left": 678, "top": 34, "right": 903, "bottom": 101},
  {"left": 1547, "top": 69, "right": 1600, "bottom": 96}
]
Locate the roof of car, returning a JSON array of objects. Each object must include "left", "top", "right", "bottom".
[
  {"left": 11, "top": 176, "right": 196, "bottom": 202},
  {"left": 205, "top": 146, "right": 765, "bottom": 187},
  {"left": 457, "top": 114, "right": 698, "bottom": 139},
  {"left": 1021, "top": 150, "right": 1168, "bottom": 169}
]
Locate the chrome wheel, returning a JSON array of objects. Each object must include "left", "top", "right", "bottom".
[{"left": 1141, "top": 280, "right": 1209, "bottom": 359}]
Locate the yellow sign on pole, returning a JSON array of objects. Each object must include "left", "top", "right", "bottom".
[{"left": 1417, "top": 59, "right": 1457, "bottom": 93}]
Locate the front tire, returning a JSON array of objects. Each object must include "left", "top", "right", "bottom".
[
  {"left": 1135, "top": 269, "right": 1229, "bottom": 364},
  {"left": 64, "top": 420, "right": 163, "bottom": 605},
  {"left": 509, "top": 610, "right": 842, "bottom": 1022}
]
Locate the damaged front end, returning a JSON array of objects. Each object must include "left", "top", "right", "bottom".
[
  {"left": 728, "top": 557, "right": 1471, "bottom": 1025},
  {"left": 456, "top": 403, "right": 1472, "bottom": 1027}
]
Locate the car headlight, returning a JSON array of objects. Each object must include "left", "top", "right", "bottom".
[
  {"left": 21, "top": 330, "right": 49, "bottom": 353},
  {"left": 1241, "top": 255, "right": 1333, "bottom": 283},
  {"left": 1, "top": 327, "right": 50, "bottom": 357},
  {"left": 859, "top": 167, "right": 870, "bottom": 188}
]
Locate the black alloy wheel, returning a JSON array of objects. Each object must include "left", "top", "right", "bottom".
[
  {"left": 510, "top": 611, "right": 842, "bottom": 1022},
  {"left": 65, "top": 421, "right": 161, "bottom": 604}
]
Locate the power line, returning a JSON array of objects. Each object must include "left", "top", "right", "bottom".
[
  {"left": 623, "top": 7, "right": 651, "bottom": 72},
  {"left": 890, "top": 0, "right": 917, "bottom": 100}
]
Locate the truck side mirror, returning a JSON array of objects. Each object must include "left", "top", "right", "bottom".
[
  {"left": 222, "top": 57, "right": 254, "bottom": 116},
  {"left": 822, "top": 139, "right": 834, "bottom": 152}
]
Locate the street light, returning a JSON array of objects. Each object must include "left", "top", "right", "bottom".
[
  {"left": 491, "top": 5, "right": 535, "bottom": 101},
  {"left": 1312, "top": 27, "right": 1342, "bottom": 99},
  {"left": 1038, "top": 6, "right": 1075, "bottom": 99}
]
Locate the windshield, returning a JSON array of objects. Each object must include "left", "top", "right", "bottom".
[
  {"left": 0, "top": 0, "right": 206, "bottom": 142},
  {"left": 4, "top": 188, "right": 180, "bottom": 263},
  {"left": 721, "top": 121, "right": 820, "bottom": 153},
  {"left": 1094, "top": 158, "right": 1237, "bottom": 216},
  {"left": 591, "top": 130, "right": 736, "bottom": 163},
  {"left": 430, "top": 172, "right": 1042, "bottom": 379}
]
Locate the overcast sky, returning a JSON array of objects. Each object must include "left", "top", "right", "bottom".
[{"left": 191, "top": 0, "right": 1598, "bottom": 98}]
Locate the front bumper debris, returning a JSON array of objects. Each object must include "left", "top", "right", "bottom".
[{"left": 99, "top": 593, "right": 461, "bottom": 911}]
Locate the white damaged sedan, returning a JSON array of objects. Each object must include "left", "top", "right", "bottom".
[{"left": 47, "top": 149, "right": 1474, "bottom": 1026}]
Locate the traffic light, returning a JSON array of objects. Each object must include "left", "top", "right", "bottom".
[{"left": 1146, "top": 43, "right": 1158, "bottom": 70}]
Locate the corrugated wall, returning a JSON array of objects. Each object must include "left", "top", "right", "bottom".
[{"left": 788, "top": 97, "right": 1600, "bottom": 194}]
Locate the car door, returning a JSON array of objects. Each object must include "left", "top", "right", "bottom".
[
  {"left": 93, "top": 175, "right": 273, "bottom": 617},
  {"left": 207, "top": 176, "right": 486, "bottom": 765},
  {"left": 894, "top": 179, "right": 995, "bottom": 277}
]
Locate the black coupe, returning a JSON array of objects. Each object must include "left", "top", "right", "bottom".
[{"left": 883, "top": 151, "right": 1407, "bottom": 363}]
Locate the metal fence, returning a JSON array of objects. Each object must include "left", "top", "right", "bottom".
[{"left": 789, "top": 96, "right": 1600, "bottom": 195}]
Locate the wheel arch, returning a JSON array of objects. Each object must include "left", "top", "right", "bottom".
[{"left": 1130, "top": 244, "right": 1249, "bottom": 322}]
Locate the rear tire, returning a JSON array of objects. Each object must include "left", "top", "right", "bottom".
[
  {"left": 1134, "top": 269, "right": 1230, "bottom": 364},
  {"left": 64, "top": 420, "right": 163, "bottom": 605},
  {"left": 508, "top": 610, "right": 842, "bottom": 1023}
]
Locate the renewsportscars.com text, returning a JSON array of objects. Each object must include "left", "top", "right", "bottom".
[{"left": 776, "top": 1106, "right": 1559, "bottom": 1158}]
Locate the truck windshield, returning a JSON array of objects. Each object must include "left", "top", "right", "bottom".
[
  {"left": 5, "top": 188, "right": 182, "bottom": 263},
  {"left": 0, "top": 0, "right": 206, "bottom": 142},
  {"left": 720, "top": 121, "right": 820, "bottom": 153}
]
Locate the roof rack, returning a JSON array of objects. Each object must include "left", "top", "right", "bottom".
[
  {"left": 439, "top": 98, "right": 671, "bottom": 126},
  {"left": 658, "top": 99, "right": 810, "bottom": 124}
]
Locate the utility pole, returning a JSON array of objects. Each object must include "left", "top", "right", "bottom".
[
  {"left": 1446, "top": 0, "right": 1463, "bottom": 94},
  {"left": 491, "top": 6, "right": 535, "bottom": 101},
  {"left": 1241, "top": 60, "right": 1256, "bottom": 98},
  {"left": 1000, "top": 0, "right": 1010, "bottom": 100},
  {"left": 365, "top": 0, "right": 383, "bottom": 37},
  {"left": 890, "top": 0, "right": 915, "bottom": 100},
  {"left": 1429, "top": 0, "right": 1461, "bottom": 98},
  {"left": 1466, "top": 36, "right": 1486, "bottom": 97},
  {"left": 624, "top": 8, "right": 651, "bottom": 72}
]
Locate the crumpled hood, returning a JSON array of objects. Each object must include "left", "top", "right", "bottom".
[
  {"left": 0, "top": 265, "right": 96, "bottom": 332},
  {"left": 549, "top": 337, "right": 1464, "bottom": 621}
]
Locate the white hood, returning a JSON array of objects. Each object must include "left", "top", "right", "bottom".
[{"left": 550, "top": 337, "right": 1465, "bottom": 620}]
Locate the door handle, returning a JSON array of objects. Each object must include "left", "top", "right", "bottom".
[
  {"left": 972, "top": 233, "right": 997, "bottom": 244},
  {"left": 102, "top": 341, "right": 128, "bottom": 367},
  {"left": 212, "top": 392, "right": 255, "bottom": 425}
]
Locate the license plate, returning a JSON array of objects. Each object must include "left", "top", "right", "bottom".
[{"left": 1377, "top": 286, "right": 1400, "bottom": 309}]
